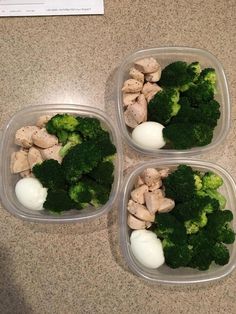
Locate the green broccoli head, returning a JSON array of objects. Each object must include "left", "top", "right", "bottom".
[
  {"left": 76, "top": 116, "right": 105, "bottom": 140},
  {"left": 59, "top": 132, "right": 82, "bottom": 157},
  {"left": 212, "top": 243, "right": 230, "bottom": 266},
  {"left": 148, "top": 88, "right": 180, "bottom": 125},
  {"left": 43, "top": 189, "right": 78, "bottom": 213},
  {"left": 163, "top": 165, "right": 196, "bottom": 202},
  {"left": 46, "top": 114, "right": 79, "bottom": 135},
  {"left": 32, "top": 159, "right": 66, "bottom": 190},
  {"left": 154, "top": 213, "right": 187, "bottom": 244},
  {"left": 194, "top": 173, "right": 203, "bottom": 190},
  {"left": 198, "top": 68, "right": 217, "bottom": 91},
  {"left": 162, "top": 239, "right": 192, "bottom": 268},
  {"left": 69, "top": 182, "right": 92, "bottom": 207},
  {"left": 205, "top": 210, "right": 234, "bottom": 244},
  {"left": 202, "top": 188, "right": 226, "bottom": 210},
  {"left": 83, "top": 177, "right": 111, "bottom": 207},
  {"left": 182, "top": 81, "right": 215, "bottom": 106},
  {"left": 88, "top": 160, "right": 114, "bottom": 185},
  {"left": 159, "top": 61, "right": 201, "bottom": 91},
  {"left": 202, "top": 171, "right": 223, "bottom": 190},
  {"left": 163, "top": 122, "right": 213, "bottom": 149}
]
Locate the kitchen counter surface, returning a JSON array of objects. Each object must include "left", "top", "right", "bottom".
[{"left": 0, "top": 1, "right": 236, "bottom": 313}]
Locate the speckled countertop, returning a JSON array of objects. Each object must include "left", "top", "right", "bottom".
[{"left": 0, "top": 1, "right": 236, "bottom": 313}]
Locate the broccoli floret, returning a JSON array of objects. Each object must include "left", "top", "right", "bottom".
[
  {"left": 83, "top": 177, "right": 111, "bottom": 207},
  {"left": 202, "top": 189, "right": 226, "bottom": 209},
  {"left": 198, "top": 68, "right": 217, "bottom": 92},
  {"left": 88, "top": 160, "right": 114, "bottom": 185},
  {"left": 32, "top": 159, "right": 66, "bottom": 190},
  {"left": 194, "top": 173, "right": 203, "bottom": 190},
  {"left": 163, "top": 122, "right": 213, "bottom": 149},
  {"left": 154, "top": 213, "right": 187, "bottom": 244},
  {"left": 159, "top": 61, "right": 201, "bottom": 91},
  {"left": 195, "top": 100, "right": 220, "bottom": 128},
  {"left": 162, "top": 239, "right": 192, "bottom": 268},
  {"left": 163, "top": 165, "right": 196, "bottom": 202},
  {"left": 182, "top": 81, "right": 214, "bottom": 106},
  {"left": 43, "top": 189, "right": 78, "bottom": 212},
  {"left": 188, "top": 231, "right": 215, "bottom": 270},
  {"left": 46, "top": 114, "right": 79, "bottom": 142},
  {"left": 147, "top": 88, "right": 180, "bottom": 125},
  {"left": 59, "top": 133, "right": 82, "bottom": 157},
  {"left": 69, "top": 182, "right": 92, "bottom": 208},
  {"left": 202, "top": 171, "right": 223, "bottom": 190},
  {"left": 76, "top": 116, "right": 105, "bottom": 140},
  {"left": 212, "top": 243, "right": 230, "bottom": 266},
  {"left": 61, "top": 140, "right": 102, "bottom": 183},
  {"left": 205, "top": 210, "right": 235, "bottom": 244},
  {"left": 94, "top": 130, "right": 116, "bottom": 158}
]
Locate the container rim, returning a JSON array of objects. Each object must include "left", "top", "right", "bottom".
[
  {"left": 119, "top": 158, "right": 236, "bottom": 284},
  {"left": 0, "top": 104, "right": 123, "bottom": 223},
  {"left": 116, "top": 46, "right": 231, "bottom": 157}
]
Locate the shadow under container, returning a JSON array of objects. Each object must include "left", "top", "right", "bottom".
[
  {"left": 116, "top": 47, "right": 231, "bottom": 157},
  {"left": 119, "top": 158, "right": 236, "bottom": 284},
  {"left": 0, "top": 104, "right": 123, "bottom": 223}
]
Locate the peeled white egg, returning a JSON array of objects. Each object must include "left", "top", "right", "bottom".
[
  {"left": 130, "top": 229, "right": 165, "bottom": 269},
  {"left": 132, "top": 121, "right": 166, "bottom": 149},
  {"left": 15, "top": 177, "right": 48, "bottom": 211}
]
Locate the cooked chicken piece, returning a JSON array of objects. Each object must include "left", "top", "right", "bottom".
[
  {"left": 28, "top": 147, "right": 43, "bottom": 169},
  {"left": 145, "top": 67, "right": 161, "bottom": 83},
  {"left": 128, "top": 200, "right": 155, "bottom": 222},
  {"left": 148, "top": 178, "right": 162, "bottom": 191},
  {"left": 128, "top": 101, "right": 147, "bottom": 125},
  {"left": 142, "top": 82, "right": 162, "bottom": 102},
  {"left": 144, "top": 189, "right": 165, "bottom": 214},
  {"left": 129, "top": 67, "right": 145, "bottom": 83},
  {"left": 124, "top": 108, "right": 138, "bottom": 128},
  {"left": 123, "top": 92, "right": 140, "bottom": 107},
  {"left": 159, "top": 168, "right": 171, "bottom": 178},
  {"left": 157, "top": 198, "right": 175, "bottom": 213},
  {"left": 127, "top": 214, "right": 152, "bottom": 230},
  {"left": 20, "top": 169, "right": 34, "bottom": 178},
  {"left": 131, "top": 185, "right": 149, "bottom": 204},
  {"left": 40, "top": 144, "right": 62, "bottom": 163},
  {"left": 10, "top": 150, "right": 30, "bottom": 174},
  {"left": 122, "top": 79, "right": 143, "bottom": 93},
  {"left": 141, "top": 168, "right": 161, "bottom": 187},
  {"left": 134, "top": 57, "right": 160, "bottom": 74},
  {"left": 134, "top": 175, "right": 145, "bottom": 188},
  {"left": 32, "top": 128, "right": 58, "bottom": 149},
  {"left": 15, "top": 126, "right": 40, "bottom": 148},
  {"left": 36, "top": 115, "right": 53, "bottom": 128}
]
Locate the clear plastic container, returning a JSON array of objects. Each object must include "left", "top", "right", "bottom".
[
  {"left": 116, "top": 47, "right": 231, "bottom": 157},
  {"left": 119, "top": 159, "right": 236, "bottom": 284},
  {"left": 0, "top": 104, "right": 123, "bottom": 223}
]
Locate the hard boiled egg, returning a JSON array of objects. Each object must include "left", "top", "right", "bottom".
[
  {"left": 131, "top": 121, "right": 166, "bottom": 149},
  {"left": 130, "top": 229, "right": 165, "bottom": 269},
  {"left": 15, "top": 177, "right": 47, "bottom": 211}
]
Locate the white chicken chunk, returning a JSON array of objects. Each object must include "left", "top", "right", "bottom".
[
  {"left": 131, "top": 184, "right": 149, "bottom": 204},
  {"left": 134, "top": 57, "right": 160, "bottom": 74},
  {"left": 28, "top": 147, "right": 43, "bottom": 169},
  {"left": 142, "top": 82, "right": 162, "bottom": 102},
  {"left": 40, "top": 144, "right": 62, "bottom": 163},
  {"left": 127, "top": 214, "right": 152, "bottom": 230},
  {"left": 10, "top": 150, "right": 30, "bottom": 174},
  {"left": 122, "top": 79, "right": 143, "bottom": 93},
  {"left": 157, "top": 198, "right": 175, "bottom": 213},
  {"left": 145, "top": 68, "right": 162, "bottom": 83},
  {"left": 129, "top": 67, "right": 144, "bottom": 83},
  {"left": 128, "top": 200, "right": 155, "bottom": 222},
  {"left": 32, "top": 128, "right": 58, "bottom": 149},
  {"left": 123, "top": 92, "right": 140, "bottom": 107},
  {"left": 15, "top": 126, "right": 40, "bottom": 148},
  {"left": 124, "top": 94, "right": 147, "bottom": 127},
  {"left": 141, "top": 168, "right": 161, "bottom": 187},
  {"left": 144, "top": 189, "right": 165, "bottom": 214},
  {"left": 36, "top": 115, "right": 53, "bottom": 128}
]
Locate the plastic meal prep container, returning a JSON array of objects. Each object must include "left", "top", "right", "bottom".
[
  {"left": 119, "top": 158, "right": 236, "bottom": 284},
  {"left": 0, "top": 104, "right": 123, "bottom": 223},
  {"left": 116, "top": 47, "right": 231, "bottom": 157}
]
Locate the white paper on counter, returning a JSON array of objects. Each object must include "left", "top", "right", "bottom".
[{"left": 0, "top": 0, "right": 104, "bottom": 17}]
